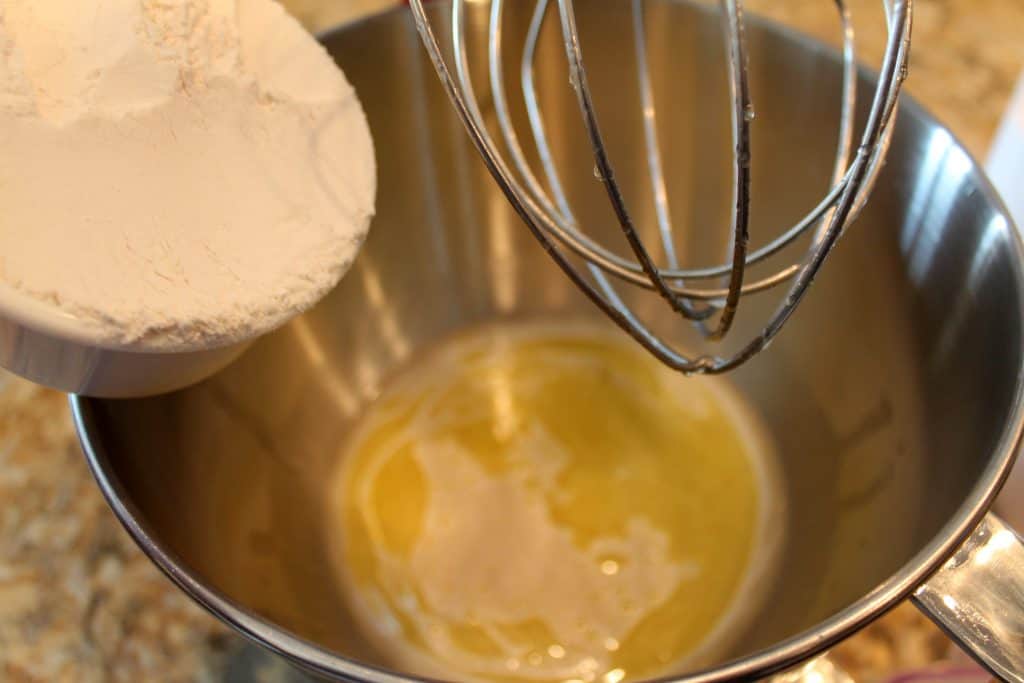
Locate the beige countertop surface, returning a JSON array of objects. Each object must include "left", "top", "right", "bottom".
[{"left": 2, "top": 1, "right": 1023, "bottom": 681}]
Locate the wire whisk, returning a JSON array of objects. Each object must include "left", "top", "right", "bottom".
[{"left": 408, "top": 0, "right": 913, "bottom": 374}]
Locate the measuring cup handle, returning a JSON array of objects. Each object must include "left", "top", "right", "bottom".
[{"left": 913, "top": 513, "right": 1024, "bottom": 682}]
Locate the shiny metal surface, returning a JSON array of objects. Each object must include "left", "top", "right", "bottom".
[
  {"left": 406, "top": 0, "right": 912, "bottom": 373},
  {"left": 914, "top": 514, "right": 1024, "bottom": 682},
  {"left": 71, "top": 3, "right": 1024, "bottom": 682}
]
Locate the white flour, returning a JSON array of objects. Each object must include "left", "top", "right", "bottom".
[{"left": 0, "top": 0, "right": 376, "bottom": 349}]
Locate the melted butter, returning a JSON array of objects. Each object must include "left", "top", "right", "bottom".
[{"left": 329, "top": 323, "right": 782, "bottom": 682}]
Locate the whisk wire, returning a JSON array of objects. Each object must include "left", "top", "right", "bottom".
[
  {"left": 492, "top": 0, "right": 859, "bottom": 294},
  {"left": 631, "top": 0, "right": 716, "bottom": 325},
  {"left": 408, "top": 0, "right": 912, "bottom": 374}
]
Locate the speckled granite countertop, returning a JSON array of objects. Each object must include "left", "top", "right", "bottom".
[{"left": 2, "top": 1, "right": 1023, "bottom": 681}]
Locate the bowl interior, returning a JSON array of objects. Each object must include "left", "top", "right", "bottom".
[{"left": 74, "top": 2, "right": 1024, "bottom": 680}]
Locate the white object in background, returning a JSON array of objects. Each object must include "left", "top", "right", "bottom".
[
  {"left": 989, "top": 71, "right": 1024, "bottom": 530},
  {"left": 768, "top": 656, "right": 853, "bottom": 683},
  {"left": 989, "top": 73, "right": 1024, "bottom": 225}
]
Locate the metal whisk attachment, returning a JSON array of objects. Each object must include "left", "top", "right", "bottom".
[{"left": 408, "top": 0, "right": 913, "bottom": 374}]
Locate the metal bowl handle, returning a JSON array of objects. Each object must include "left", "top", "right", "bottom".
[{"left": 913, "top": 513, "right": 1024, "bottom": 682}]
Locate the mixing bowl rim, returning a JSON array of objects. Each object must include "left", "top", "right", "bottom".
[{"left": 70, "top": 3, "right": 1024, "bottom": 681}]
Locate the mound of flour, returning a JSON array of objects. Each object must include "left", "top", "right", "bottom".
[{"left": 0, "top": 0, "right": 376, "bottom": 348}]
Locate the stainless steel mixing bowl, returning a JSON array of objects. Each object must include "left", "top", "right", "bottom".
[{"left": 71, "top": 2, "right": 1024, "bottom": 681}]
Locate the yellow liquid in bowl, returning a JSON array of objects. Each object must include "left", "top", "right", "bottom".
[{"left": 329, "top": 323, "right": 782, "bottom": 682}]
